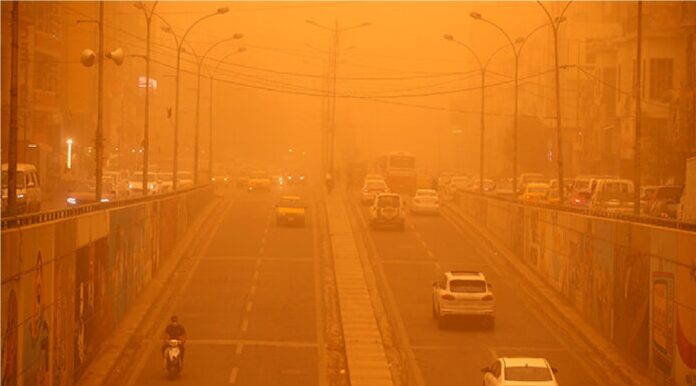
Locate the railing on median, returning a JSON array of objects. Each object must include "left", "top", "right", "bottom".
[
  {"left": 1, "top": 185, "right": 211, "bottom": 230},
  {"left": 452, "top": 190, "right": 696, "bottom": 232}
]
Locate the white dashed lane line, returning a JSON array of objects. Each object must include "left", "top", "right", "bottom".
[
  {"left": 240, "top": 319, "right": 249, "bottom": 332},
  {"left": 228, "top": 367, "right": 239, "bottom": 384}
]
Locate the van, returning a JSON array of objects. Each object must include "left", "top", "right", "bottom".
[
  {"left": 589, "top": 178, "right": 634, "bottom": 214},
  {"left": 2, "top": 163, "right": 42, "bottom": 214}
]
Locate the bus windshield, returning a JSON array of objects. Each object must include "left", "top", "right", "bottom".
[{"left": 389, "top": 156, "right": 415, "bottom": 169}]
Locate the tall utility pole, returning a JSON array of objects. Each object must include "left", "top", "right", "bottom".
[
  {"left": 537, "top": 0, "right": 572, "bottom": 203},
  {"left": 95, "top": 0, "right": 105, "bottom": 201},
  {"left": 634, "top": 0, "right": 643, "bottom": 215},
  {"left": 7, "top": 0, "right": 20, "bottom": 216},
  {"left": 134, "top": 1, "right": 158, "bottom": 196},
  {"left": 306, "top": 19, "right": 370, "bottom": 175}
]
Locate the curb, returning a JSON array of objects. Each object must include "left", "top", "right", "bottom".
[
  {"left": 76, "top": 196, "right": 224, "bottom": 386},
  {"left": 443, "top": 201, "right": 656, "bottom": 386}
]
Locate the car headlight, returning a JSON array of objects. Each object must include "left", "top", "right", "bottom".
[
  {"left": 100, "top": 198, "right": 110, "bottom": 203},
  {"left": 67, "top": 197, "right": 77, "bottom": 205},
  {"left": 212, "top": 177, "right": 216, "bottom": 182},
  {"left": 300, "top": 176, "right": 305, "bottom": 181},
  {"left": 128, "top": 183, "right": 133, "bottom": 189},
  {"left": 17, "top": 193, "right": 25, "bottom": 199}
]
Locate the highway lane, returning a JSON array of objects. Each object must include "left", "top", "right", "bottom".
[
  {"left": 349, "top": 193, "right": 601, "bottom": 386},
  {"left": 127, "top": 183, "right": 324, "bottom": 386}
]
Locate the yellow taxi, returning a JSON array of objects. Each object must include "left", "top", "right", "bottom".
[
  {"left": 275, "top": 196, "right": 306, "bottom": 226},
  {"left": 522, "top": 182, "right": 551, "bottom": 201},
  {"left": 248, "top": 170, "right": 271, "bottom": 191}
]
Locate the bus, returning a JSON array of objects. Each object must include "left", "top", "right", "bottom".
[{"left": 374, "top": 152, "right": 417, "bottom": 193}]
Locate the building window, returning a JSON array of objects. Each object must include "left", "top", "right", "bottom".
[{"left": 649, "top": 58, "right": 673, "bottom": 101}]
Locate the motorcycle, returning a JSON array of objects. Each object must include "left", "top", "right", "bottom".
[{"left": 164, "top": 339, "right": 183, "bottom": 379}]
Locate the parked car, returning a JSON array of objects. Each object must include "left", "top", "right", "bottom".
[
  {"left": 589, "top": 178, "right": 635, "bottom": 214},
  {"left": 411, "top": 189, "right": 440, "bottom": 215},
  {"left": 521, "top": 182, "right": 550, "bottom": 201},
  {"left": 361, "top": 179, "right": 389, "bottom": 204},
  {"left": 275, "top": 195, "right": 306, "bottom": 226},
  {"left": 494, "top": 179, "right": 514, "bottom": 197},
  {"left": 369, "top": 192, "right": 405, "bottom": 230},
  {"left": 647, "top": 185, "right": 683, "bottom": 219},
  {"left": 1, "top": 163, "right": 41, "bottom": 214},
  {"left": 482, "top": 357, "right": 559, "bottom": 386},
  {"left": 432, "top": 271, "right": 495, "bottom": 328},
  {"left": 517, "top": 173, "right": 546, "bottom": 195}
]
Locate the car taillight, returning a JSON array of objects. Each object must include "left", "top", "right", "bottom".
[
  {"left": 441, "top": 294, "right": 455, "bottom": 301},
  {"left": 481, "top": 294, "right": 494, "bottom": 301},
  {"left": 363, "top": 188, "right": 368, "bottom": 192}
]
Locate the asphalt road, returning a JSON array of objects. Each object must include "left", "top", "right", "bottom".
[
  {"left": 126, "top": 183, "right": 324, "bottom": 386},
  {"left": 348, "top": 192, "right": 603, "bottom": 386}
]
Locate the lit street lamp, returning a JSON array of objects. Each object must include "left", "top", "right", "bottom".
[
  {"left": 157, "top": 6, "right": 228, "bottom": 190},
  {"left": 443, "top": 34, "right": 509, "bottom": 192}
]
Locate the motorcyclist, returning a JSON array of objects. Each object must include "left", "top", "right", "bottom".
[{"left": 162, "top": 315, "right": 187, "bottom": 367}]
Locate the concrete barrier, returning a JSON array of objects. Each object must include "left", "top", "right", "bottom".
[
  {"left": 1, "top": 187, "right": 212, "bottom": 386},
  {"left": 454, "top": 192, "right": 696, "bottom": 386}
]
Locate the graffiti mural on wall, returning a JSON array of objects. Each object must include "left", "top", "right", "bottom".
[
  {"left": 23, "top": 252, "right": 50, "bottom": 386},
  {"left": 2, "top": 289, "right": 18, "bottom": 386}
]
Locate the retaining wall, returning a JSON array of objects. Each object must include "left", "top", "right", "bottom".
[
  {"left": 1, "top": 187, "right": 212, "bottom": 386},
  {"left": 454, "top": 192, "right": 696, "bottom": 386}
]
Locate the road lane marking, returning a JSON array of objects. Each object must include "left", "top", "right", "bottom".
[
  {"left": 420, "top": 239, "right": 427, "bottom": 248},
  {"left": 235, "top": 344, "right": 244, "bottom": 355},
  {"left": 258, "top": 246, "right": 265, "bottom": 255},
  {"left": 249, "top": 285, "right": 256, "bottom": 295},
  {"left": 252, "top": 271, "right": 259, "bottom": 282},
  {"left": 261, "top": 236, "right": 267, "bottom": 245},
  {"left": 414, "top": 231, "right": 423, "bottom": 239},
  {"left": 426, "top": 250, "right": 434, "bottom": 258},
  {"left": 241, "top": 319, "right": 249, "bottom": 332},
  {"left": 246, "top": 301, "right": 253, "bottom": 313},
  {"left": 434, "top": 262, "right": 442, "bottom": 270},
  {"left": 228, "top": 367, "right": 239, "bottom": 384}
]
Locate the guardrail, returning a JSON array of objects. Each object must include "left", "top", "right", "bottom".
[
  {"left": 1, "top": 185, "right": 210, "bottom": 230},
  {"left": 453, "top": 190, "right": 696, "bottom": 232}
]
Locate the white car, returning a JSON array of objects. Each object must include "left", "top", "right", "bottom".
[
  {"left": 129, "top": 172, "right": 159, "bottom": 195},
  {"left": 361, "top": 179, "right": 389, "bottom": 204},
  {"left": 411, "top": 189, "right": 440, "bottom": 215},
  {"left": 482, "top": 357, "right": 559, "bottom": 386},
  {"left": 432, "top": 271, "right": 495, "bottom": 327},
  {"left": 369, "top": 193, "right": 405, "bottom": 230}
]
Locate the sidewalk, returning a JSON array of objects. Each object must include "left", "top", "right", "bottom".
[
  {"left": 444, "top": 201, "right": 656, "bottom": 386},
  {"left": 76, "top": 198, "right": 223, "bottom": 386},
  {"left": 325, "top": 191, "right": 394, "bottom": 386}
]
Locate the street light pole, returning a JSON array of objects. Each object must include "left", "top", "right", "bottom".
[
  {"left": 7, "top": 0, "right": 19, "bottom": 216},
  {"left": 158, "top": 7, "right": 228, "bottom": 190},
  {"left": 134, "top": 1, "right": 158, "bottom": 196},
  {"left": 184, "top": 34, "right": 243, "bottom": 185},
  {"left": 208, "top": 47, "right": 246, "bottom": 182},
  {"left": 443, "top": 36, "right": 508, "bottom": 193},
  {"left": 537, "top": 0, "right": 572, "bottom": 203},
  {"left": 634, "top": 0, "right": 643, "bottom": 215},
  {"left": 96, "top": 0, "right": 105, "bottom": 201}
]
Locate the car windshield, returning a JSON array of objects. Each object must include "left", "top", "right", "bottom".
[
  {"left": 597, "top": 182, "right": 633, "bottom": 201},
  {"left": 449, "top": 280, "right": 486, "bottom": 293},
  {"left": 574, "top": 180, "right": 590, "bottom": 190},
  {"left": 390, "top": 156, "right": 414, "bottom": 169},
  {"left": 366, "top": 181, "right": 387, "bottom": 190},
  {"left": 505, "top": 366, "right": 552, "bottom": 381},
  {"left": 279, "top": 198, "right": 302, "bottom": 207},
  {"left": 656, "top": 187, "right": 682, "bottom": 200},
  {"left": 416, "top": 190, "right": 437, "bottom": 197},
  {"left": 377, "top": 196, "right": 400, "bottom": 207},
  {"left": 528, "top": 186, "right": 548, "bottom": 193},
  {"left": 1, "top": 171, "right": 26, "bottom": 188}
]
